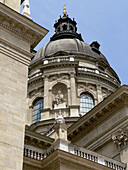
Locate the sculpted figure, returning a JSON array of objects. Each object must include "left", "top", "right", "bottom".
[{"left": 53, "top": 90, "right": 65, "bottom": 105}]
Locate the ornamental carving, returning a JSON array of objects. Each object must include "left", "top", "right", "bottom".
[
  {"left": 52, "top": 83, "right": 67, "bottom": 109},
  {"left": 78, "top": 83, "right": 96, "bottom": 91},
  {"left": 49, "top": 74, "right": 69, "bottom": 82},
  {"left": 102, "top": 87, "right": 112, "bottom": 99},
  {"left": 53, "top": 90, "right": 65, "bottom": 107},
  {"left": 0, "top": 11, "right": 42, "bottom": 49},
  {"left": 112, "top": 127, "right": 128, "bottom": 150}
]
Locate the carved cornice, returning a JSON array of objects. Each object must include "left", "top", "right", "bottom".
[
  {"left": 25, "top": 129, "right": 54, "bottom": 149},
  {"left": 40, "top": 61, "right": 79, "bottom": 71},
  {"left": 0, "top": 3, "right": 48, "bottom": 50},
  {"left": 68, "top": 85, "right": 128, "bottom": 142},
  {"left": 112, "top": 126, "right": 128, "bottom": 151},
  {"left": 78, "top": 71, "right": 120, "bottom": 89}
]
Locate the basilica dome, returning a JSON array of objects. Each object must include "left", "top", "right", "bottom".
[
  {"left": 31, "top": 38, "right": 109, "bottom": 66},
  {"left": 31, "top": 7, "right": 110, "bottom": 67},
  {"left": 28, "top": 7, "right": 120, "bottom": 133}
]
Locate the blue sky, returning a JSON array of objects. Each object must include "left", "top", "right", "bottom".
[{"left": 28, "top": 0, "right": 128, "bottom": 85}]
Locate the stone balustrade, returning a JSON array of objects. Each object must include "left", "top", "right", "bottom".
[
  {"left": 78, "top": 66, "right": 119, "bottom": 84},
  {"left": 24, "top": 144, "right": 126, "bottom": 170},
  {"left": 105, "top": 160, "right": 125, "bottom": 170},
  {"left": 73, "top": 148, "right": 98, "bottom": 162},
  {"left": 43, "top": 56, "right": 74, "bottom": 64},
  {"left": 24, "top": 148, "right": 54, "bottom": 161},
  {"left": 71, "top": 146, "right": 126, "bottom": 170}
]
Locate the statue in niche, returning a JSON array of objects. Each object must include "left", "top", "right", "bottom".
[{"left": 53, "top": 90, "right": 66, "bottom": 109}]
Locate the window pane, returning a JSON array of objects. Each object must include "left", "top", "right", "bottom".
[
  {"left": 80, "top": 93, "right": 94, "bottom": 116},
  {"left": 32, "top": 98, "right": 43, "bottom": 123}
]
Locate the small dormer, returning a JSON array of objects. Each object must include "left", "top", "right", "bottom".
[{"left": 90, "top": 41, "right": 101, "bottom": 54}]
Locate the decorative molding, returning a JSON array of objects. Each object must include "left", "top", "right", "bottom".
[
  {"left": 77, "top": 83, "right": 96, "bottom": 98},
  {"left": 112, "top": 126, "right": 128, "bottom": 151},
  {"left": 0, "top": 12, "right": 39, "bottom": 44},
  {"left": 25, "top": 129, "right": 54, "bottom": 149},
  {"left": 0, "top": 3, "right": 48, "bottom": 50},
  {"left": 50, "top": 79, "right": 70, "bottom": 90},
  {"left": 29, "top": 92, "right": 43, "bottom": 107},
  {"left": 40, "top": 61, "right": 78, "bottom": 71},
  {"left": 68, "top": 86, "right": 128, "bottom": 143},
  {"left": 78, "top": 71, "right": 120, "bottom": 89}
]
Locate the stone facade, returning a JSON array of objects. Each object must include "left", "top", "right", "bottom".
[
  {"left": 0, "top": 2, "right": 48, "bottom": 170},
  {"left": 0, "top": 0, "right": 21, "bottom": 12}
]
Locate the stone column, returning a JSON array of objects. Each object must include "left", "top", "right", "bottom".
[
  {"left": 27, "top": 106, "right": 33, "bottom": 125},
  {"left": 69, "top": 73, "right": 79, "bottom": 117},
  {"left": 67, "top": 87, "right": 71, "bottom": 106},
  {"left": 70, "top": 73, "right": 77, "bottom": 105},
  {"left": 96, "top": 84, "right": 103, "bottom": 104},
  {"left": 44, "top": 75, "right": 49, "bottom": 109},
  {"left": 49, "top": 89, "right": 53, "bottom": 109}
]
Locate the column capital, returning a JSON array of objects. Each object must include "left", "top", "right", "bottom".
[
  {"left": 96, "top": 83, "right": 101, "bottom": 88},
  {"left": 112, "top": 126, "right": 128, "bottom": 151},
  {"left": 69, "top": 72, "right": 75, "bottom": 78},
  {"left": 43, "top": 75, "right": 49, "bottom": 80}
]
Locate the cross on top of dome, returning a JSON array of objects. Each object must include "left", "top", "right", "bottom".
[{"left": 63, "top": 5, "right": 67, "bottom": 16}]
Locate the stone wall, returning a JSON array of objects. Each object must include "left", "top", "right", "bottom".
[
  {"left": 0, "top": 52, "right": 28, "bottom": 169},
  {"left": 0, "top": 2, "right": 48, "bottom": 169},
  {"left": 0, "top": 0, "right": 21, "bottom": 12}
]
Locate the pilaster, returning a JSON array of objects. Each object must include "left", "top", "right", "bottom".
[
  {"left": 96, "top": 84, "right": 103, "bottom": 103},
  {"left": 70, "top": 72, "right": 77, "bottom": 105},
  {"left": 70, "top": 72, "right": 79, "bottom": 117},
  {"left": 43, "top": 75, "right": 49, "bottom": 109}
]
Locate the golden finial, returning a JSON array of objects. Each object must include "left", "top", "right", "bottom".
[{"left": 63, "top": 5, "right": 67, "bottom": 15}]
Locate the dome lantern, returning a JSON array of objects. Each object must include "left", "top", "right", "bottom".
[{"left": 50, "top": 6, "right": 83, "bottom": 41}]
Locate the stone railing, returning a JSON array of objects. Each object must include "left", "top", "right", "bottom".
[
  {"left": 70, "top": 145, "right": 126, "bottom": 170},
  {"left": 24, "top": 148, "right": 54, "bottom": 161},
  {"left": 24, "top": 144, "right": 126, "bottom": 170},
  {"left": 73, "top": 148, "right": 98, "bottom": 163},
  {"left": 78, "top": 66, "right": 119, "bottom": 84},
  {"left": 43, "top": 56, "right": 74, "bottom": 64}
]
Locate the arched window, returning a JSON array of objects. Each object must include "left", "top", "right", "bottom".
[
  {"left": 57, "top": 26, "right": 60, "bottom": 32},
  {"left": 32, "top": 98, "right": 43, "bottom": 123},
  {"left": 63, "top": 24, "right": 67, "bottom": 31},
  {"left": 80, "top": 93, "right": 94, "bottom": 116},
  {"left": 69, "top": 25, "right": 73, "bottom": 31}
]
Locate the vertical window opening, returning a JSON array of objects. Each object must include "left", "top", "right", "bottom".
[
  {"left": 80, "top": 93, "right": 94, "bottom": 116},
  {"left": 32, "top": 98, "right": 43, "bottom": 123}
]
